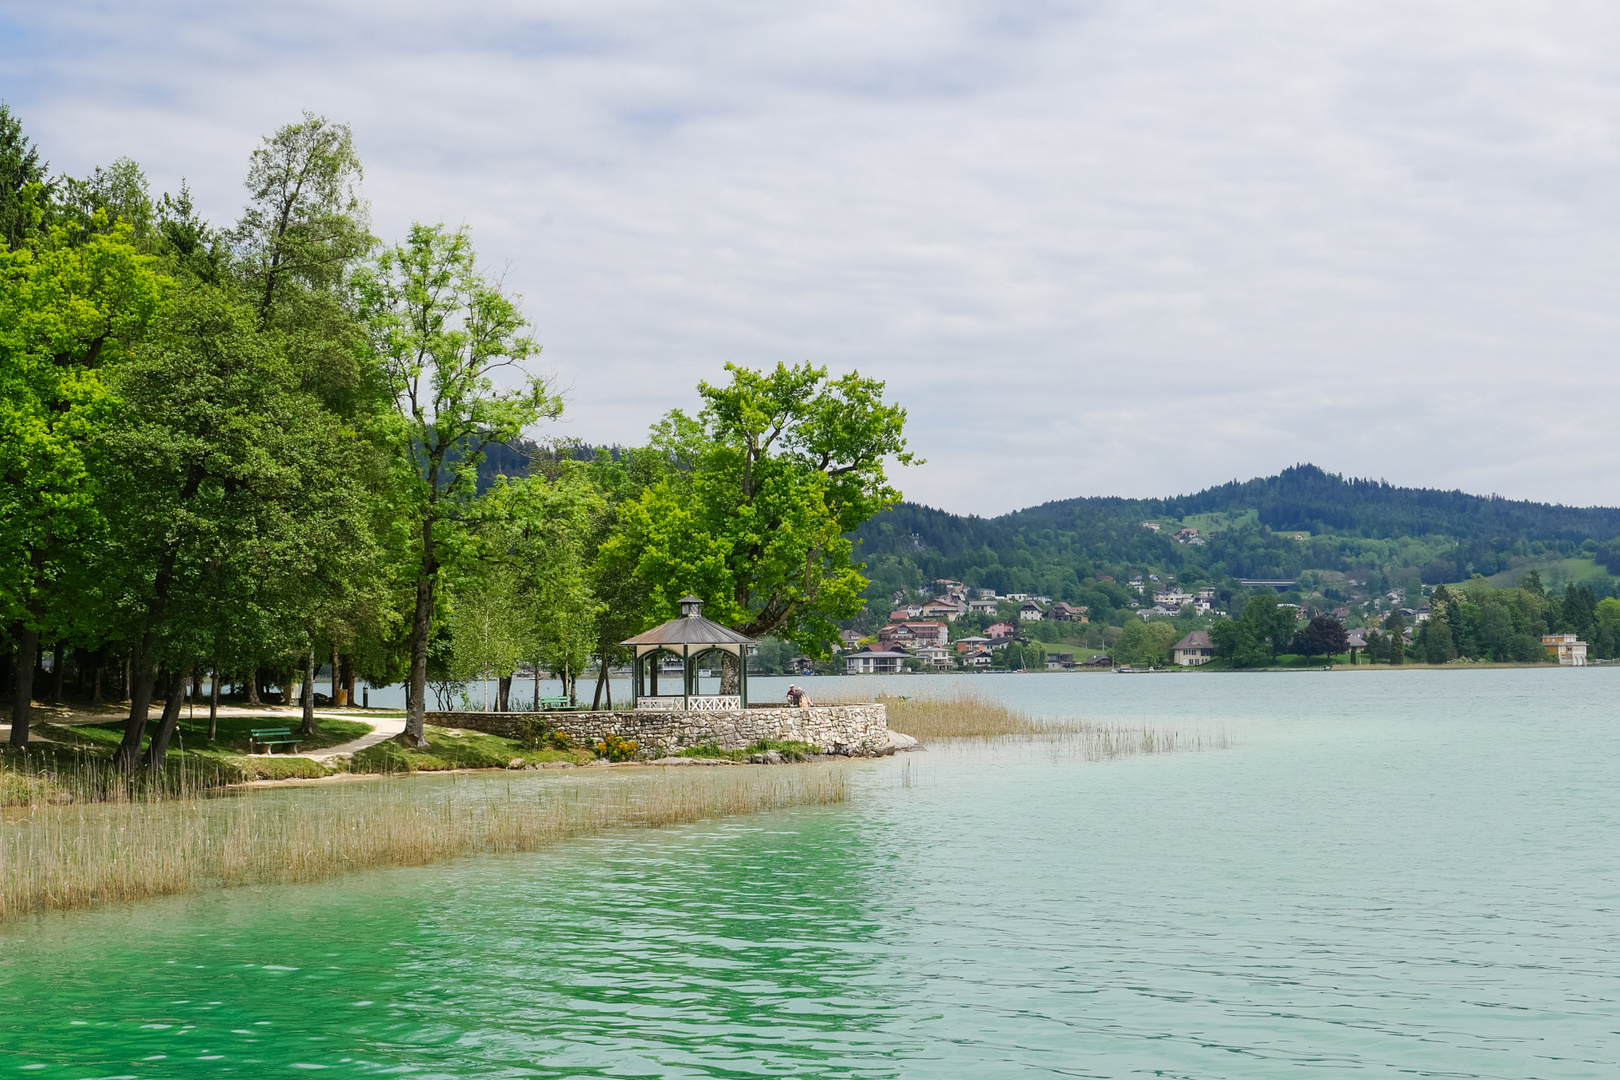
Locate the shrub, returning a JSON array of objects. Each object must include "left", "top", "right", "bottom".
[{"left": 595, "top": 734, "right": 639, "bottom": 762}]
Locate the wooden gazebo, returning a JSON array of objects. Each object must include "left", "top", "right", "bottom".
[{"left": 622, "top": 596, "right": 754, "bottom": 711}]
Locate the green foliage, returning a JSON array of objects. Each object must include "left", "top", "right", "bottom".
[
  {"left": 594, "top": 733, "right": 639, "bottom": 762},
  {"left": 677, "top": 738, "right": 819, "bottom": 762},
  {"left": 1115, "top": 620, "right": 1181, "bottom": 666},
  {"left": 605, "top": 362, "right": 913, "bottom": 657}
]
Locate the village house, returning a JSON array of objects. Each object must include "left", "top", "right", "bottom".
[
  {"left": 1045, "top": 651, "right": 1075, "bottom": 670},
  {"left": 1140, "top": 521, "right": 1159, "bottom": 531},
  {"left": 910, "top": 645, "right": 953, "bottom": 669},
  {"left": 962, "top": 646, "right": 994, "bottom": 667},
  {"left": 843, "top": 646, "right": 910, "bottom": 675},
  {"left": 1045, "top": 601, "right": 1088, "bottom": 622},
  {"left": 920, "top": 599, "right": 964, "bottom": 622},
  {"left": 1153, "top": 589, "right": 1196, "bottom": 610},
  {"left": 879, "top": 620, "right": 949, "bottom": 649},
  {"left": 1543, "top": 634, "right": 1588, "bottom": 666},
  {"left": 986, "top": 621, "right": 1017, "bottom": 640},
  {"left": 954, "top": 635, "right": 991, "bottom": 654},
  {"left": 1172, "top": 631, "right": 1214, "bottom": 666},
  {"left": 1018, "top": 600, "right": 1045, "bottom": 621},
  {"left": 966, "top": 597, "right": 999, "bottom": 615}
]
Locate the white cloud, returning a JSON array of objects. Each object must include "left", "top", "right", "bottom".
[{"left": 6, "top": 0, "right": 1620, "bottom": 513}]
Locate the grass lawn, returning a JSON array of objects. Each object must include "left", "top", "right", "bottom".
[
  {"left": 351, "top": 726, "right": 595, "bottom": 773},
  {"left": 1477, "top": 557, "right": 1614, "bottom": 591},
  {"left": 52, "top": 713, "right": 372, "bottom": 755}
]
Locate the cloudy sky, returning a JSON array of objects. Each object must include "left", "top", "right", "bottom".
[{"left": 5, "top": 1, "right": 1619, "bottom": 515}]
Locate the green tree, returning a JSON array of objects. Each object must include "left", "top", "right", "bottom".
[
  {"left": 98, "top": 281, "right": 376, "bottom": 769},
  {"left": 356, "top": 223, "right": 562, "bottom": 745},
  {"left": 0, "top": 103, "right": 49, "bottom": 248},
  {"left": 607, "top": 362, "right": 914, "bottom": 685},
  {"left": 1385, "top": 610, "right": 1407, "bottom": 665},
  {"left": 1239, "top": 594, "right": 1296, "bottom": 661},
  {"left": 1, "top": 218, "right": 169, "bottom": 743}
]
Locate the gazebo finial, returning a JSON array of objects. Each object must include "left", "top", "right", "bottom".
[{"left": 679, "top": 595, "right": 704, "bottom": 618}]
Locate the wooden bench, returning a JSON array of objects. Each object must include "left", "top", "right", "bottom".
[
  {"left": 249, "top": 727, "right": 303, "bottom": 754},
  {"left": 536, "top": 696, "right": 571, "bottom": 710}
]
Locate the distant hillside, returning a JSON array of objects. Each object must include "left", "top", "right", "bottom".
[{"left": 852, "top": 465, "right": 1620, "bottom": 619}]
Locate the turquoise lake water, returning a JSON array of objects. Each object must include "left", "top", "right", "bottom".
[{"left": 2, "top": 668, "right": 1617, "bottom": 1077}]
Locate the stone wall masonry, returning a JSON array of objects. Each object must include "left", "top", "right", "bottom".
[{"left": 423, "top": 703, "right": 890, "bottom": 757}]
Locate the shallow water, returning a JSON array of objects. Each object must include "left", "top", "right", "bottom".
[{"left": 2, "top": 668, "right": 1617, "bottom": 1077}]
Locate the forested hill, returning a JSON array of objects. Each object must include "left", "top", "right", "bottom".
[{"left": 850, "top": 465, "right": 1620, "bottom": 607}]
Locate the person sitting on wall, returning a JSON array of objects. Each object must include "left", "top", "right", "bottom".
[{"left": 786, "top": 685, "right": 804, "bottom": 706}]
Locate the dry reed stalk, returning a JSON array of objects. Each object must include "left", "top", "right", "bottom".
[
  {"left": 879, "top": 688, "right": 1229, "bottom": 759},
  {"left": 0, "top": 767, "right": 846, "bottom": 921}
]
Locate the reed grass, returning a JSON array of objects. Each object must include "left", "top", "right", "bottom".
[
  {"left": 879, "top": 688, "right": 1229, "bottom": 759},
  {"left": 0, "top": 766, "right": 846, "bottom": 921}
]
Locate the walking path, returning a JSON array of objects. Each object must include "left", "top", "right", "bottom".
[{"left": 302, "top": 712, "right": 404, "bottom": 760}]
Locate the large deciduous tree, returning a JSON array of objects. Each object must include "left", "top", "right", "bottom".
[
  {"left": 607, "top": 362, "right": 914, "bottom": 683},
  {"left": 357, "top": 223, "right": 561, "bottom": 746},
  {"left": 0, "top": 219, "right": 168, "bottom": 744}
]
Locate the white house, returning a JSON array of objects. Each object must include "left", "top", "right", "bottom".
[
  {"left": 844, "top": 647, "right": 910, "bottom": 675},
  {"left": 1542, "top": 634, "right": 1588, "bottom": 666},
  {"left": 1172, "top": 631, "right": 1214, "bottom": 665},
  {"left": 967, "top": 598, "right": 999, "bottom": 615},
  {"left": 1018, "top": 601, "right": 1045, "bottom": 621}
]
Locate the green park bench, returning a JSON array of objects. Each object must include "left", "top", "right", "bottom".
[
  {"left": 536, "top": 696, "right": 571, "bottom": 710},
  {"left": 249, "top": 727, "right": 304, "bottom": 754}
]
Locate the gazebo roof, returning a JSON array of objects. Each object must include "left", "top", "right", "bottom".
[{"left": 621, "top": 596, "right": 754, "bottom": 647}]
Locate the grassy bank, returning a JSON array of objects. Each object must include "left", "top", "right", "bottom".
[
  {"left": 0, "top": 766, "right": 848, "bottom": 921},
  {"left": 880, "top": 688, "right": 1228, "bottom": 757}
]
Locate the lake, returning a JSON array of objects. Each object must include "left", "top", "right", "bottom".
[{"left": 2, "top": 668, "right": 1617, "bottom": 1077}]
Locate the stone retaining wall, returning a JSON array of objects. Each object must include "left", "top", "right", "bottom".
[{"left": 423, "top": 704, "right": 889, "bottom": 756}]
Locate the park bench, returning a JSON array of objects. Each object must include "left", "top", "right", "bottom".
[
  {"left": 249, "top": 727, "right": 303, "bottom": 754},
  {"left": 536, "top": 696, "right": 571, "bottom": 710}
]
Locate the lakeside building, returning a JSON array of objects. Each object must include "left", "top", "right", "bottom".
[
  {"left": 1046, "top": 651, "right": 1075, "bottom": 670},
  {"left": 879, "top": 621, "right": 948, "bottom": 649},
  {"left": 911, "top": 645, "right": 953, "bottom": 669},
  {"left": 1542, "top": 634, "right": 1589, "bottom": 666},
  {"left": 954, "top": 635, "right": 991, "bottom": 654},
  {"left": 844, "top": 646, "right": 910, "bottom": 675},
  {"left": 1172, "top": 631, "right": 1214, "bottom": 666},
  {"left": 1045, "top": 602, "right": 1088, "bottom": 622}
]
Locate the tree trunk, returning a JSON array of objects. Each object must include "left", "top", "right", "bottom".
[
  {"left": 496, "top": 675, "right": 512, "bottom": 712},
  {"left": 91, "top": 652, "right": 103, "bottom": 703},
  {"left": 331, "top": 643, "right": 340, "bottom": 706},
  {"left": 719, "top": 652, "right": 742, "bottom": 695},
  {"left": 9, "top": 624, "right": 39, "bottom": 747},
  {"left": 143, "top": 666, "right": 189, "bottom": 773},
  {"left": 592, "top": 655, "right": 608, "bottom": 710},
  {"left": 246, "top": 667, "right": 261, "bottom": 705},
  {"left": 49, "top": 641, "right": 65, "bottom": 705},
  {"left": 122, "top": 655, "right": 131, "bottom": 702},
  {"left": 301, "top": 646, "right": 316, "bottom": 736},
  {"left": 533, "top": 664, "right": 539, "bottom": 710},
  {"left": 209, "top": 666, "right": 220, "bottom": 741},
  {"left": 115, "top": 635, "right": 159, "bottom": 772},
  {"left": 404, "top": 551, "right": 435, "bottom": 748}
]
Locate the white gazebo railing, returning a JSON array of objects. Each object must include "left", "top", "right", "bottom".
[{"left": 686, "top": 695, "right": 741, "bottom": 711}]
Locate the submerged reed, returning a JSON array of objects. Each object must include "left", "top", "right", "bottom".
[
  {"left": 0, "top": 766, "right": 846, "bottom": 921},
  {"left": 880, "top": 687, "right": 1229, "bottom": 758}
]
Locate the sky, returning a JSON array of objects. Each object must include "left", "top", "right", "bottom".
[{"left": 5, "top": 1, "right": 1620, "bottom": 516}]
